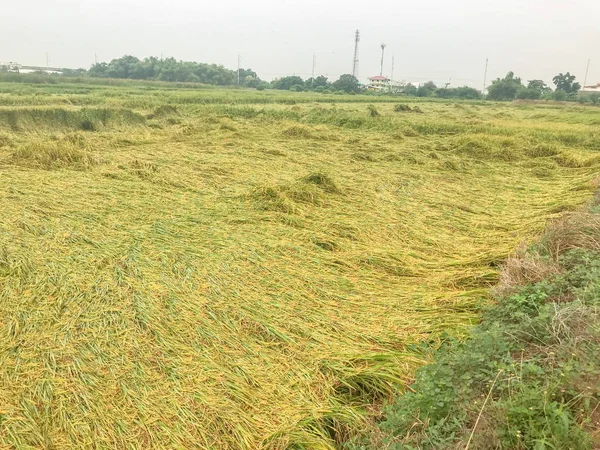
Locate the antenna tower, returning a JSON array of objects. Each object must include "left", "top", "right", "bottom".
[{"left": 352, "top": 30, "right": 360, "bottom": 78}]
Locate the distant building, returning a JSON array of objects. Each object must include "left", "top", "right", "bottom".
[
  {"left": 1, "top": 62, "right": 63, "bottom": 75},
  {"left": 19, "top": 68, "right": 63, "bottom": 75},
  {"left": 583, "top": 83, "right": 600, "bottom": 92},
  {"left": 0, "top": 62, "right": 21, "bottom": 73},
  {"left": 367, "top": 75, "right": 390, "bottom": 90}
]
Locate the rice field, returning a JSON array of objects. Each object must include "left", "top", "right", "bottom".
[{"left": 0, "top": 81, "right": 599, "bottom": 449}]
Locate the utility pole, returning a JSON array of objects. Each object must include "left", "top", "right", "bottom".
[
  {"left": 237, "top": 53, "right": 241, "bottom": 86},
  {"left": 46, "top": 53, "right": 49, "bottom": 72},
  {"left": 380, "top": 43, "right": 386, "bottom": 77},
  {"left": 94, "top": 53, "right": 98, "bottom": 65},
  {"left": 312, "top": 53, "right": 316, "bottom": 85},
  {"left": 390, "top": 56, "right": 395, "bottom": 93},
  {"left": 583, "top": 58, "right": 591, "bottom": 89},
  {"left": 483, "top": 58, "right": 489, "bottom": 97},
  {"left": 352, "top": 30, "right": 360, "bottom": 79}
]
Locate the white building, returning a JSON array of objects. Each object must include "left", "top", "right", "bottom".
[
  {"left": 0, "top": 62, "right": 21, "bottom": 73},
  {"left": 583, "top": 83, "right": 600, "bottom": 92},
  {"left": 1, "top": 63, "right": 63, "bottom": 75},
  {"left": 367, "top": 76, "right": 390, "bottom": 90},
  {"left": 19, "top": 69, "right": 63, "bottom": 75}
]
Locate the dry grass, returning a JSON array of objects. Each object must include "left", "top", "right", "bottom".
[
  {"left": 543, "top": 212, "right": 600, "bottom": 257},
  {"left": 0, "top": 84, "right": 599, "bottom": 449},
  {"left": 495, "top": 207, "right": 600, "bottom": 296},
  {"left": 494, "top": 249, "right": 560, "bottom": 297}
]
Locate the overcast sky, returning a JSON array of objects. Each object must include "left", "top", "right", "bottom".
[{"left": 2, "top": 0, "right": 599, "bottom": 87}]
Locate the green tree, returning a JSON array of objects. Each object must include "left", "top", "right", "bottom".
[
  {"left": 527, "top": 79, "right": 551, "bottom": 93},
  {"left": 454, "top": 86, "right": 481, "bottom": 99},
  {"left": 433, "top": 86, "right": 481, "bottom": 99},
  {"left": 86, "top": 55, "right": 238, "bottom": 86},
  {"left": 244, "top": 78, "right": 260, "bottom": 88},
  {"left": 552, "top": 72, "right": 581, "bottom": 95},
  {"left": 553, "top": 90, "right": 568, "bottom": 101},
  {"left": 305, "top": 75, "right": 330, "bottom": 90},
  {"left": 516, "top": 87, "right": 541, "bottom": 100},
  {"left": 416, "top": 81, "right": 436, "bottom": 97},
  {"left": 404, "top": 84, "right": 418, "bottom": 96},
  {"left": 238, "top": 68, "right": 263, "bottom": 88},
  {"left": 61, "top": 68, "right": 88, "bottom": 77},
  {"left": 107, "top": 55, "right": 141, "bottom": 78},
  {"left": 487, "top": 72, "right": 523, "bottom": 100},
  {"left": 314, "top": 75, "right": 330, "bottom": 88},
  {"left": 515, "top": 80, "right": 552, "bottom": 101},
  {"left": 238, "top": 68, "right": 257, "bottom": 80},
  {"left": 332, "top": 74, "right": 360, "bottom": 93},
  {"left": 271, "top": 76, "right": 305, "bottom": 90},
  {"left": 588, "top": 93, "right": 600, "bottom": 105},
  {"left": 88, "top": 62, "right": 109, "bottom": 77}
]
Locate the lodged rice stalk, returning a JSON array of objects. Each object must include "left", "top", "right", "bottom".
[{"left": 0, "top": 84, "right": 599, "bottom": 449}]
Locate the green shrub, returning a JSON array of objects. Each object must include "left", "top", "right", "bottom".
[
  {"left": 374, "top": 231, "right": 600, "bottom": 449},
  {"left": 553, "top": 90, "right": 568, "bottom": 101}
]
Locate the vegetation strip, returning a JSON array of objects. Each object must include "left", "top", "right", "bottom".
[{"left": 351, "top": 196, "right": 600, "bottom": 449}]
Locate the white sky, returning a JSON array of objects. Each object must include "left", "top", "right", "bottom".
[{"left": 2, "top": 0, "right": 600, "bottom": 87}]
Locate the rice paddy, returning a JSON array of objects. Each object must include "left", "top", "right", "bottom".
[{"left": 0, "top": 81, "right": 599, "bottom": 449}]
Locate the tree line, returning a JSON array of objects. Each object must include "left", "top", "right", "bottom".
[
  {"left": 8, "top": 55, "right": 596, "bottom": 103},
  {"left": 80, "top": 56, "right": 238, "bottom": 85},
  {"left": 59, "top": 56, "right": 364, "bottom": 92},
  {"left": 43, "top": 55, "right": 479, "bottom": 98},
  {"left": 486, "top": 71, "right": 589, "bottom": 101}
]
